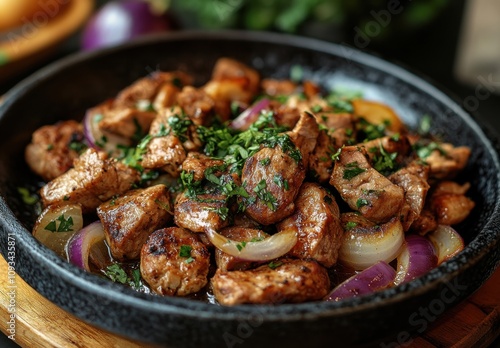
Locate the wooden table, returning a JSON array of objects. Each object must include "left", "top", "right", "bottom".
[{"left": 0, "top": 255, "right": 499, "bottom": 348}]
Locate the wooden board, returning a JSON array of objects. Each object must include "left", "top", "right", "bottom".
[{"left": 0, "top": 255, "right": 499, "bottom": 347}]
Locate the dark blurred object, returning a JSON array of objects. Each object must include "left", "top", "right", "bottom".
[
  {"left": 171, "top": 0, "right": 450, "bottom": 43},
  {"left": 81, "top": 0, "right": 176, "bottom": 51}
]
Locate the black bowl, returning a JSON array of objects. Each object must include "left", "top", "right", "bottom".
[{"left": 1, "top": 31, "right": 499, "bottom": 348}]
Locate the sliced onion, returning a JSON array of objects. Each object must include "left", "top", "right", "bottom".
[
  {"left": 205, "top": 227, "right": 297, "bottom": 262},
  {"left": 394, "top": 235, "right": 437, "bottom": 285},
  {"left": 67, "top": 221, "right": 106, "bottom": 271},
  {"left": 83, "top": 109, "right": 130, "bottom": 157},
  {"left": 427, "top": 225, "right": 464, "bottom": 265},
  {"left": 32, "top": 204, "right": 83, "bottom": 258},
  {"left": 325, "top": 261, "right": 396, "bottom": 301},
  {"left": 229, "top": 98, "right": 271, "bottom": 130},
  {"left": 81, "top": 0, "right": 172, "bottom": 51},
  {"left": 339, "top": 217, "right": 404, "bottom": 270}
]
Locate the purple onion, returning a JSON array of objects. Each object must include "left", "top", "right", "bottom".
[
  {"left": 67, "top": 221, "right": 105, "bottom": 271},
  {"left": 394, "top": 235, "right": 437, "bottom": 285},
  {"left": 325, "top": 261, "right": 396, "bottom": 301},
  {"left": 81, "top": 0, "right": 170, "bottom": 51},
  {"left": 229, "top": 98, "right": 271, "bottom": 130}
]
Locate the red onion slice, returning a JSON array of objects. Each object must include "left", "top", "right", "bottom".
[
  {"left": 83, "top": 109, "right": 130, "bottom": 157},
  {"left": 394, "top": 234, "right": 437, "bottom": 285},
  {"left": 427, "top": 225, "right": 464, "bottom": 265},
  {"left": 205, "top": 227, "right": 297, "bottom": 262},
  {"left": 66, "top": 221, "right": 106, "bottom": 271},
  {"left": 339, "top": 218, "right": 404, "bottom": 270},
  {"left": 325, "top": 261, "right": 396, "bottom": 301},
  {"left": 229, "top": 98, "right": 271, "bottom": 130}
]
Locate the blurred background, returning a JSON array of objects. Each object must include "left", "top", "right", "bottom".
[
  {"left": 0, "top": 0, "right": 499, "bottom": 133},
  {"left": 0, "top": 0, "right": 499, "bottom": 346}
]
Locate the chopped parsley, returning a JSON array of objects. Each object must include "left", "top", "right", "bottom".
[
  {"left": 357, "top": 118, "right": 387, "bottom": 141},
  {"left": 17, "top": 187, "right": 38, "bottom": 205},
  {"left": 206, "top": 206, "right": 229, "bottom": 221},
  {"left": 179, "top": 245, "right": 193, "bottom": 263},
  {"left": 331, "top": 147, "right": 342, "bottom": 161},
  {"left": 135, "top": 100, "right": 156, "bottom": 112},
  {"left": 311, "top": 105, "right": 323, "bottom": 113},
  {"left": 414, "top": 141, "right": 448, "bottom": 159},
  {"left": 104, "top": 264, "right": 128, "bottom": 284},
  {"left": 273, "top": 174, "right": 289, "bottom": 191},
  {"left": 268, "top": 260, "right": 283, "bottom": 270},
  {"left": 154, "top": 199, "right": 172, "bottom": 214},
  {"left": 419, "top": 115, "right": 431, "bottom": 135},
  {"left": 46, "top": 144, "right": 54, "bottom": 151},
  {"left": 371, "top": 144, "right": 398, "bottom": 175},
  {"left": 343, "top": 162, "right": 366, "bottom": 180},
  {"left": 236, "top": 241, "right": 247, "bottom": 251},
  {"left": 345, "top": 221, "right": 358, "bottom": 230},
  {"left": 259, "top": 157, "right": 271, "bottom": 166},
  {"left": 44, "top": 214, "right": 74, "bottom": 233},
  {"left": 290, "top": 64, "right": 303, "bottom": 82},
  {"left": 356, "top": 198, "right": 370, "bottom": 209},
  {"left": 253, "top": 180, "right": 278, "bottom": 211},
  {"left": 250, "top": 236, "right": 264, "bottom": 243},
  {"left": 69, "top": 140, "right": 87, "bottom": 153},
  {"left": 167, "top": 113, "right": 192, "bottom": 142}
]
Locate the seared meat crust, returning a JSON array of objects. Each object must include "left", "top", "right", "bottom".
[
  {"left": 211, "top": 258, "right": 330, "bottom": 305},
  {"left": 98, "top": 185, "right": 172, "bottom": 261},
  {"left": 141, "top": 227, "right": 210, "bottom": 296}
]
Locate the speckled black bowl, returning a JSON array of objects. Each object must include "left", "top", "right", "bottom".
[{"left": 0, "top": 31, "right": 499, "bottom": 348}]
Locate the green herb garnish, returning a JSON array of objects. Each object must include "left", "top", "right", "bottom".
[
  {"left": 44, "top": 214, "right": 74, "bottom": 233},
  {"left": 268, "top": 261, "right": 283, "bottom": 270},
  {"left": 343, "top": 162, "right": 366, "bottom": 180},
  {"left": 356, "top": 198, "right": 370, "bottom": 209}
]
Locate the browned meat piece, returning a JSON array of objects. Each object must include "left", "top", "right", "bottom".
[
  {"left": 97, "top": 185, "right": 172, "bottom": 261},
  {"left": 430, "top": 181, "right": 475, "bottom": 225},
  {"left": 240, "top": 146, "right": 305, "bottom": 225},
  {"left": 388, "top": 162, "right": 430, "bottom": 231},
  {"left": 232, "top": 213, "right": 262, "bottom": 229},
  {"left": 215, "top": 227, "right": 270, "bottom": 271},
  {"left": 277, "top": 183, "right": 343, "bottom": 267},
  {"left": 98, "top": 107, "right": 157, "bottom": 140},
  {"left": 330, "top": 146, "right": 404, "bottom": 223},
  {"left": 181, "top": 152, "right": 225, "bottom": 182},
  {"left": 203, "top": 58, "right": 261, "bottom": 119},
  {"left": 153, "top": 83, "right": 180, "bottom": 110},
  {"left": 113, "top": 71, "right": 192, "bottom": 108},
  {"left": 287, "top": 112, "right": 320, "bottom": 166},
  {"left": 317, "top": 112, "right": 356, "bottom": 148},
  {"left": 40, "top": 148, "right": 139, "bottom": 213},
  {"left": 141, "top": 107, "right": 191, "bottom": 176},
  {"left": 140, "top": 227, "right": 210, "bottom": 296},
  {"left": 174, "top": 191, "right": 229, "bottom": 233},
  {"left": 211, "top": 258, "right": 330, "bottom": 306},
  {"left": 270, "top": 101, "right": 301, "bottom": 129},
  {"left": 361, "top": 135, "right": 411, "bottom": 167},
  {"left": 309, "top": 130, "right": 335, "bottom": 183},
  {"left": 240, "top": 113, "right": 318, "bottom": 225},
  {"left": 261, "top": 79, "right": 297, "bottom": 96},
  {"left": 177, "top": 86, "right": 215, "bottom": 126},
  {"left": 432, "top": 180, "right": 471, "bottom": 195},
  {"left": 25, "top": 120, "right": 85, "bottom": 181},
  {"left": 411, "top": 209, "right": 438, "bottom": 235},
  {"left": 425, "top": 143, "right": 471, "bottom": 179}
]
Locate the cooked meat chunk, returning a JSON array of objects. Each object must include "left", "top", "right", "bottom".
[
  {"left": 330, "top": 146, "right": 404, "bottom": 223},
  {"left": 113, "top": 71, "right": 192, "bottom": 108},
  {"left": 181, "top": 152, "right": 225, "bottom": 182},
  {"left": 141, "top": 227, "right": 210, "bottom": 296},
  {"left": 287, "top": 112, "right": 320, "bottom": 166},
  {"left": 317, "top": 112, "right": 355, "bottom": 148},
  {"left": 25, "top": 120, "right": 84, "bottom": 181},
  {"left": 203, "top": 58, "right": 260, "bottom": 119},
  {"left": 261, "top": 79, "right": 297, "bottom": 96},
  {"left": 277, "top": 183, "right": 343, "bottom": 267},
  {"left": 97, "top": 185, "right": 172, "bottom": 260},
  {"left": 177, "top": 86, "right": 215, "bottom": 126},
  {"left": 361, "top": 135, "right": 411, "bottom": 169},
  {"left": 388, "top": 162, "right": 430, "bottom": 231},
  {"left": 411, "top": 208, "right": 438, "bottom": 235},
  {"left": 153, "top": 83, "right": 180, "bottom": 111},
  {"left": 272, "top": 103, "right": 301, "bottom": 130},
  {"left": 303, "top": 80, "right": 321, "bottom": 99},
  {"left": 174, "top": 191, "right": 229, "bottom": 233},
  {"left": 211, "top": 258, "right": 330, "bottom": 306},
  {"left": 240, "top": 146, "right": 305, "bottom": 225},
  {"left": 309, "top": 130, "right": 335, "bottom": 183},
  {"left": 40, "top": 148, "right": 139, "bottom": 213},
  {"left": 98, "top": 107, "right": 157, "bottom": 140},
  {"left": 141, "top": 107, "right": 190, "bottom": 176},
  {"left": 215, "top": 227, "right": 270, "bottom": 271},
  {"left": 424, "top": 143, "right": 471, "bottom": 179},
  {"left": 430, "top": 181, "right": 475, "bottom": 225}
]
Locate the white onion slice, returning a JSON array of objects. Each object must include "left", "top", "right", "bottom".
[
  {"left": 32, "top": 204, "right": 83, "bottom": 258},
  {"left": 205, "top": 227, "right": 297, "bottom": 262},
  {"left": 66, "top": 221, "right": 106, "bottom": 271},
  {"left": 394, "top": 235, "right": 437, "bottom": 285},
  {"left": 427, "top": 225, "right": 464, "bottom": 265},
  {"left": 339, "top": 218, "right": 404, "bottom": 270},
  {"left": 83, "top": 109, "right": 130, "bottom": 157},
  {"left": 325, "top": 261, "right": 396, "bottom": 301},
  {"left": 229, "top": 98, "right": 271, "bottom": 130}
]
